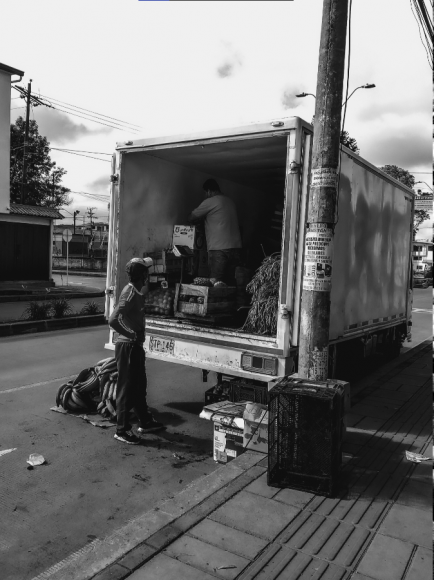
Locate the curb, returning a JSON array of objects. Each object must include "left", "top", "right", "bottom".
[
  {"left": 31, "top": 451, "right": 266, "bottom": 580},
  {"left": 0, "top": 314, "right": 107, "bottom": 337},
  {"left": 0, "top": 291, "right": 105, "bottom": 303}
]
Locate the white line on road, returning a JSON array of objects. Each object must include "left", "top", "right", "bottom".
[{"left": 0, "top": 375, "right": 76, "bottom": 395}]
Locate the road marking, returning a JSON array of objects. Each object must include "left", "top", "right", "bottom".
[
  {"left": 0, "top": 375, "right": 75, "bottom": 395},
  {"left": 0, "top": 448, "right": 16, "bottom": 457},
  {"left": 412, "top": 308, "right": 432, "bottom": 313}
]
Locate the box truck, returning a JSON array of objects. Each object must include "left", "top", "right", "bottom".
[{"left": 104, "top": 117, "right": 414, "bottom": 383}]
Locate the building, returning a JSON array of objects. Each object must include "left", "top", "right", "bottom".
[
  {"left": 412, "top": 240, "right": 433, "bottom": 272},
  {"left": 53, "top": 221, "right": 109, "bottom": 259},
  {"left": 0, "top": 63, "right": 63, "bottom": 284}
]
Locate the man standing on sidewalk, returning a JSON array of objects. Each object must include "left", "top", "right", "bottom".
[
  {"left": 188, "top": 179, "right": 242, "bottom": 285},
  {"left": 109, "top": 257, "right": 164, "bottom": 444}
]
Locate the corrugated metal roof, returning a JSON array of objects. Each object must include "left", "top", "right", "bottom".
[
  {"left": 9, "top": 204, "right": 64, "bottom": 219},
  {"left": 0, "top": 63, "right": 24, "bottom": 76}
]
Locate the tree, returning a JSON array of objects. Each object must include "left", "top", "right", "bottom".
[
  {"left": 340, "top": 130, "right": 359, "bottom": 153},
  {"left": 379, "top": 164, "right": 415, "bottom": 188},
  {"left": 311, "top": 117, "right": 360, "bottom": 153},
  {"left": 412, "top": 208, "right": 431, "bottom": 238},
  {"left": 380, "top": 164, "right": 430, "bottom": 238},
  {"left": 10, "top": 117, "right": 70, "bottom": 208}
]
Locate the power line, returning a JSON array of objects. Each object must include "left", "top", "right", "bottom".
[
  {"left": 46, "top": 101, "right": 141, "bottom": 133},
  {"left": 410, "top": 0, "right": 433, "bottom": 69},
  {"left": 36, "top": 92, "right": 143, "bottom": 130},
  {"left": 44, "top": 104, "right": 138, "bottom": 133},
  {"left": 51, "top": 147, "right": 112, "bottom": 155},
  {"left": 13, "top": 84, "right": 142, "bottom": 133},
  {"left": 50, "top": 148, "right": 111, "bottom": 163}
]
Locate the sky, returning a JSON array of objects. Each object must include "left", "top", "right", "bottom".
[{"left": 2, "top": 0, "right": 433, "bottom": 238}]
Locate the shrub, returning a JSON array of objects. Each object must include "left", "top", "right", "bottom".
[
  {"left": 50, "top": 297, "right": 73, "bottom": 318},
  {"left": 80, "top": 301, "right": 102, "bottom": 315},
  {"left": 22, "top": 301, "right": 52, "bottom": 321}
]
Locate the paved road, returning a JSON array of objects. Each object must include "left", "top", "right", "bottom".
[
  {"left": 0, "top": 286, "right": 431, "bottom": 579},
  {"left": 52, "top": 273, "right": 106, "bottom": 291},
  {"left": 0, "top": 326, "right": 219, "bottom": 580},
  {"left": 402, "top": 287, "right": 432, "bottom": 354}
]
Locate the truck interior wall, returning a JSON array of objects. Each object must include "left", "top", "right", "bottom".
[
  {"left": 117, "top": 150, "right": 284, "bottom": 294},
  {"left": 329, "top": 152, "right": 412, "bottom": 340}
]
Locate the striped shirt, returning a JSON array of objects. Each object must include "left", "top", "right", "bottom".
[{"left": 109, "top": 283, "right": 146, "bottom": 342}]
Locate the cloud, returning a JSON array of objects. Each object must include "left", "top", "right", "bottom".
[
  {"left": 281, "top": 88, "right": 302, "bottom": 110},
  {"left": 88, "top": 174, "right": 111, "bottom": 194},
  {"left": 364, "top": 129, "right": 432, "bottom": 169},
  {"left": 31, "top": 106, "right": 112, "bottom": 144},
  {"left": 216, "top": 42, "right": 242, "bottom": 78},
  {"left": 217, "top": 62, "right": 235, "bottom": 78}
]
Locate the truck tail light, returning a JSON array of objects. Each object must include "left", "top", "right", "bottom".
[{"left": 241, "top": 353, "right": 278, "bottom": 376}]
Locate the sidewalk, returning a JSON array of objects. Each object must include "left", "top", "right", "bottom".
[{"left": 32, "top": 341, "right": 432, "bottom": 580}]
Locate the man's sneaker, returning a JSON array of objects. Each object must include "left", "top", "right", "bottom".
[
  {"left": 114, "top": 431, "right": 141, "bottom": 444},
  {"left": 137, "top": 418, "right": 165, "bottom": 434}
]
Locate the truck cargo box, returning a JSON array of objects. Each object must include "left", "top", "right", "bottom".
[{"left": 105, "top": 117, "right": 414, "bottom": 381}]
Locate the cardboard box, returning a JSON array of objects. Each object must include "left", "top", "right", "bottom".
[
  {"left": 213, "top": 422, "right": 245, "bottom": 463},
  {"left": 243, "top": 403, "right": 269, "bottom": 454},
  {"left": 173, "top": 225, "right": 197, "bottom": 250}
]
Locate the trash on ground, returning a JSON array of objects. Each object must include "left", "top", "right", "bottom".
[
  {"left": 27, "top": 453, "right": 46, "bottom": 466},
  {"left": 405, "top": 451, "right": 431, "bottom": 463},
  {"left": 172, "top": 453, "right": 184, "bottom": 460},
  {"left": 0, "top": 448, "right": 17, "bottom": 458},
  {"left": 217, "top": 565, "right": 237, "bottom": 570},
  {"left": 50, "top": 406, "right": 115, "bottom": 428}
]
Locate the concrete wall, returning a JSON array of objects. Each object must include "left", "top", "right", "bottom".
[
  {"left": 0, "top": 70, "right": 11, "bottom": 214},
  {"left": 53, "top": 257, "right": 107, "bottom": 271}
]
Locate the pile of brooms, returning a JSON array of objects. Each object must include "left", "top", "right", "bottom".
[
  {"left": 242, "top": 253, "right": 281, "bottom": 336},
  {"left": 55, "top": 357, "right": 119, "bottom": 420}
]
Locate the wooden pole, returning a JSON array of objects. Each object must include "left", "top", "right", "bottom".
[
  {"left": 298, "top": 0, "right": 349, "bottom": 380},
  {"left": 20, "top": 80, "right": 32, "bottom": 204}
]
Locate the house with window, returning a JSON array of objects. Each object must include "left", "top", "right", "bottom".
[
  {"left": 412, "top": 240, "right": 433, "bottom": 272},
  {"left": 0, "top": 62, "right": 63, "bottom": 284}
]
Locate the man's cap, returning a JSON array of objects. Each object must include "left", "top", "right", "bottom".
[
  {"left": 126, "top": 257, "right": 153, "bottom": 279},
  {"left": 127, "top": 257, "right": 153, "bottom": 269}
]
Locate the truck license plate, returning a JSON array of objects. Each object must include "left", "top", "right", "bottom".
[{"left": 149, "top": 336, "right": 175, "bottom": 355}]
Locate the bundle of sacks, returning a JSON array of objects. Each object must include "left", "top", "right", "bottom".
[{"left": 56, "top": 357, "right": 119, "bottom": 420}]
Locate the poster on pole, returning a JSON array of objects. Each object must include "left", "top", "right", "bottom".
[{"left": 302, "top": 224, "right": 334, "bottom": 292}]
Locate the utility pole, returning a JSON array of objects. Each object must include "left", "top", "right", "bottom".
[
  {"left": 20, "top": 79, "right": 32, "bottom": 204},
  {"left": 298, "top": 0, "right": 349, "bottom": 380},
  {"left": 73, "top": 210, "right": 80, "bottom": 234}
]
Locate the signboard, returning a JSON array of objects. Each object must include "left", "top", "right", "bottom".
[
  {"left": 415, "top": 195, "right": 433, "bottom": 212},
  {"left": 302, "top": 224, "right": 334, "bottom": 292},
  {"left": 62, "top": 229, "right": 72, "bottom": 242},
  {"left": 173, "top": 225, "right": 196, "bottom": 250}
]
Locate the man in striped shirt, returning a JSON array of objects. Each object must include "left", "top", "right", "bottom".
[{"left": 109, "top": 258, "right": 164, "bottom": 444}]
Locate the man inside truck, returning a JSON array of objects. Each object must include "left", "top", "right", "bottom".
[
  {"left": 188, "top": 178, "right": 242, "bottom": 285},
  {"left": 109, "top": 257, "right": 164, "bottom": 444}
]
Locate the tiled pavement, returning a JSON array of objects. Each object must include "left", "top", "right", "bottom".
[{"left": 33, "top": 342, "right": 432, "bottom": 580}]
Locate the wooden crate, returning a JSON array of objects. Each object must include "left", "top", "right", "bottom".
[{"left": 174, "top": 284, "right": 236, "bottom": 318}]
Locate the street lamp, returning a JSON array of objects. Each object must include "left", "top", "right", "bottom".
[
  {"left": 295, "top": 92, "right": 317, "bottom": 99},
  {"left": 415, "top": 181, "right": 433, "bottom": 192},
  {"left": 295, "top": 83, "right": 376, "bottom": 107},
  {"left": 60, "top": 208, "right": 81, "bottom": 233},
  {"left": 341, "top": 83, "right": 376, "bottom": 108}
]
